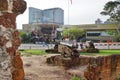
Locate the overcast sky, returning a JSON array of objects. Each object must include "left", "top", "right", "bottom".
[{"left": 16, "top": 0, "right": 113, "bottom": 29}]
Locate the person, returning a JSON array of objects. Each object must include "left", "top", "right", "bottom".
[
  {"left": 76, "top": 43, "right": 78, "bottom": 49},
  {"left": 89, "top": 41, "right": 95, "bottom": 48},
  {"left": 80, "top": 43, "right": 83, "bottom": 49},
  {"left": 54, "top": 42, "right": 59, "bottom": 49},
  {"left": 73, "top": 39, "right": 77, "bottom": 47}
]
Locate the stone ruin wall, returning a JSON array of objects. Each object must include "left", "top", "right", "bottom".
[
  {"left": 83, "top": 54, "right": 120, "bottom": 80},
  {"left": 47, "top": 54, "right": 120, "bottom": 80},
  {"left": 0, "top": 0, "right": 26, "bottom": 80}
]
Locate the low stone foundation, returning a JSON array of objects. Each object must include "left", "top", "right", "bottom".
[
  {"left": 84, "top": 55, "right": 120, "bottom": 80},
  {"left": 46, "top": 54, "right": 120, "bottom": 80},
  {"left": 46, "top": 55, "right": 80, "bottom": 68}
]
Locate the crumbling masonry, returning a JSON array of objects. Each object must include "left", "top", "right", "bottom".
[
  {"left": 0, "top": 0, "right": 26, "bottom": 80},
  {"left": 47, "top": 54, "right": 120, "bottom": 80}
]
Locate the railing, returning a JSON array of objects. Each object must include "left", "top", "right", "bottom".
[
  {"left": 18, "top": 44, "right": 54, "bottom": 50},
  {"left": 18, "top": 42, "right": 120, "bottom": 50},
  {"left": 94, "top": 42, "right": 120, "bottom": 49}
]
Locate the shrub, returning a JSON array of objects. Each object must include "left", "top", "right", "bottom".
[{"left": 71, "top": 76, "right": 81, "bottom": 80}]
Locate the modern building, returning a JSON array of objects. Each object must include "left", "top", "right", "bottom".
[
  {"left": 62, "top": 23, "right": 120, "bottom": 42},
  {"left": 23, "top": 23, "right": 59, "bottom": 38},
  {"left": 29, "top": 7, "right": 64, "bottom": 25},
  {"left": 29, "top": 7, "right": 43, "bottom": 24}
]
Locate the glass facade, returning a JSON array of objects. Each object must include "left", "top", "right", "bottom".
[
  {"left": 29, "top": 7, "right": 43, "bottom": 24},
  {"left": 29, "top": 7, "right": 64, "bottom": 25},
  {"left": 87, "top": 31, "right": 101, "bottom": 36},
  {"left": 87, "top": 33, "right": 101, "bottom": 36},
  {"left": 86, "top": 31, "right": 112, "bottom": 37}
]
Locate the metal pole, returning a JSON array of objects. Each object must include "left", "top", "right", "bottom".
[
  {"left": 68, "top": 0, "right": 69, "bottom": 25},
  {"left": 52, "top": 10, "right": 55, "bottom": 33},
  {"left": 51, "top": 10, "right": 55, "bottom": 40}
]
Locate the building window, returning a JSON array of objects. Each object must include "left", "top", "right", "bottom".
[
  {"left": 87, "top": 33, "right": 100, "bottom": 36},
  {"left": 41, "top": 28, "right": 52, "bottom": 34}
]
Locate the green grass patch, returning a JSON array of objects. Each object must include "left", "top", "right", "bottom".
[
  {"left": 81, "top": 50, "right": 120, "bottom": 56},
  {"left": 19, "top": 49, "right": 47, "bottom": 56},
  {"left": 19, "top": 49, "right": 120, "bottom": 56},
  {"left": 71, "top": 76, "right": 81, "bottom": 80},
  {"left": 100, "top": 50, "right": 120, "bottom": 54}
]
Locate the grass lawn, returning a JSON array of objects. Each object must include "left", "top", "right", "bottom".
[
  {"left": 19, "top": 49, "right": 120, "bottom": 56},
  {"left": 81, "top": 50, "right": 120, "bottom": 56},
  {"left": 19, "top": 49, "right": 47, "bottom": 56}
]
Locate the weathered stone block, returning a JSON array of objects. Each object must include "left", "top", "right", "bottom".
[
  {"left": 12, "top": 30, "right": 19, "bottom": 39},
  {"left": 0, "top": 0, "right": 26, "bottom": 80},
  {"left": 6, "top": 47, "right": 16, "bottom": 56},
  {"left": 0, "top": 36, "right": 8, "bottom": 46},
  {"left": 11, "top": 55, "right": 23, "bottom": 69},
  {"left": 101, "top": 65, "right": 110, "bottom": 71},
  {"left": 0, "top": 13, "right": 16, "bottom": 29},
  {"left": 12, "top": 0, "right": 26, "bottom": 15},
  {"left": 12, "top": 68, "right": 24, "bottom": 80},
  {"left": 12, "top": 38, "right": 21, "bottom": 49},
  {"left": 71, "top": 57, "right": 80, "bottom": 66},
  {"left": 84, "top": 54, "right": 120, "bottom": 80},
  {"left": 0, "top": 0, "right": 8, "bottom": 11},
  {"left": 47, "top": 54, "right": 120, "bottom": 80},
  {"left": 46, "top": 55, "right": 80, "bottom": 68}
]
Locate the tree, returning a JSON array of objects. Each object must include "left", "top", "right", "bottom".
[
  {"left": 115, "top": 34, "right": 120, "bottom": 42},
  {"left": 62, "top": 27, "right": 85, "bottom": 40},
  {"left": 101, "top": 0, "right": 120, "bottom": 22},
  {"left": 106, "top": 30, "right": 116, "bottom": 36},
  {"left": 19, "top": 30, "right": 31, "bottom": 43},
  {"left": 19, "top": 30, "right": 26, "bottom": 38}
]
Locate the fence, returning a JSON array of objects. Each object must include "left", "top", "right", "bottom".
[
  {"left": 94, "top": 42, "right": 120, "bottom": 49},
  {"left": 18, "top": 44, "right": 54, "bottom": 50},
  {"left": 18, "top": 42, "right": 120, "bottom": 50}
]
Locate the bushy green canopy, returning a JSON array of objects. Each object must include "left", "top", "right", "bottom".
[
  {"left": 101, "top": 1, "right": 120, "bottom": 22},
  {"left": 62, "top": 27, "right": 85, "bottom": 40}
]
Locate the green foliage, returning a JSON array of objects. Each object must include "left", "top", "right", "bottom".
[
  {"left": 19, "top": 30, "right": 26, "bottom": 37},
  {"left": 62, "top": 27, "right": 85, "bottom": 40},
  {"left": 81, "top": 48, "right": 99, "bottom": 53},
  {"left": 57, "top": 31, "right": 62, "bottom": 39},
  {"left": 100, "top": 50, "right": 120, "bottom": 54},
  {"left": 101, "top": 1, "right": 120, "bottom": 22},
  {"left": 106, "top": 30, "right": 116, "bottom": 35},
  {"left": 19, "top": 30, "right": 31, "bottom": 43},
  {"left": 81, "top": 50, "right": 120, "bottom": 56},
  {"left": 71, "top": 76, "right": 81, "bottom": 80},
  {"left": 20, "top": 49, "right": 120, "bottom": 56},
  {"left": 115, "top": 34, "right": 120, "bottom": 42},
  {"left": 20, "top": 50, "right": 47, "bottom": 56}
]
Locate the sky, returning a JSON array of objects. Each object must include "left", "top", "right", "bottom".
[{"left": 16, "top": 0, "right": 113, "bottom": 29}]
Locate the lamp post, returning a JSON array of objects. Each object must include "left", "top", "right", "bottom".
[
  {"left": 52, "top": 10, "right": 55, "bottom": 34},
  {"left": 68, "top": 0, "right": 70, "bottom": 25},
  {"left": 51, "top": 10, "right": 56, "bottom": 40}
]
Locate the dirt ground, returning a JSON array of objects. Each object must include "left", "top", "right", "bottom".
[{"left": 22, "top": 54, "right": 72, "bottom": 80}]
